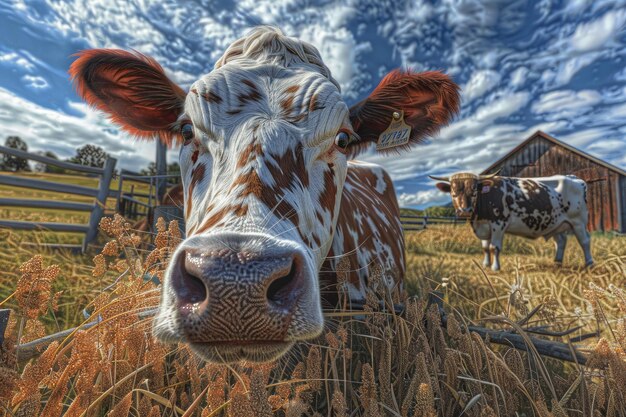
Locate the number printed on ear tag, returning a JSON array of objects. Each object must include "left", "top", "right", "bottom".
[{"left": 376, "top": 111, "right": 411, "bottom": 151}]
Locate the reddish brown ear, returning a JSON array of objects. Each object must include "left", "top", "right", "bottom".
[
  {"left": 348, "top": 70, "right": 460, "bottom": 157},
  {"left": 69, "top": 49, "right": 185, "bottom": 144},
  {"left": 436, "top": 182, "right": 451, "bottom": 193}
]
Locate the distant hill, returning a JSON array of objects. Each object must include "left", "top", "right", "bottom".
[{"left": 400, "top": 205, "right": 455, "bottom": 217}]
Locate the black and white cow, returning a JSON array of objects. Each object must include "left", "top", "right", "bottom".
[{"left": 430, "top": 172, "right": 594, "bottom": 271}]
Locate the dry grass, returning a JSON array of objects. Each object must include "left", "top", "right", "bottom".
[
  {"left": 0, "top": 219, "right": 625, "bottom": 416},
  {"left": 404, "top": 225, "right": 625, "bottom": 326}
]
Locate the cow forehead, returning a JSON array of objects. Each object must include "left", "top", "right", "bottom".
[
  {"left": 452, "top": 178, "right": 477, "bottom": 190},
  {"left": 185, "top": 63, "right": 347, "bottom": 138}
]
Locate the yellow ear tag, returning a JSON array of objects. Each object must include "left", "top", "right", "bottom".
[{"left": 376, "top": 111, "right": 411, "bottom": 151}]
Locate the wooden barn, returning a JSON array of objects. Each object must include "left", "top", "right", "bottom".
[{"left": 482, "top": 130, "right": 626, "bottom": 233}]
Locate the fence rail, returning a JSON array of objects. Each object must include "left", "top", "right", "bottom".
[
  {"left": 0, "top": 198, "right": 93, "bottom": 211},
  {"left": 0, "top": 219, "right": 90, "bottom": 233},
  {"left": 0, "top": 145, "right": 106, "bottom": 175},
  {"left": 0, "top": 146, "right": 117, "bottom": 252},
  {"left": 0, "top": 174, "right": 100, "bottom": 197},
  {"left": 400, "top": 214, "right": 463, "bottom": 230}
]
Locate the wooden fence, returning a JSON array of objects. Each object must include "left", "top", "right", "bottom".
[
  {"left": 400, "top": 214, "right": 463, "bottom": 231},
  {"left": 0, "top": 144, "right": 455, "bottom": 249},
  {"left": 0, "top": 145, "right": 117, "bottom": 252}
]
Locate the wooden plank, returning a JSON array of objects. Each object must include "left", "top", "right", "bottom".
[
  {"left": 399, "top": 215, "right": 458, "bottom": 220},
  {"left": 0, "top": 198, "right": 93, "bottom": 212},
  {"left": 401, "top": 220, "right": 457, "bottom": 225},
  {"left": 591, "top": 181, "right": 601, "bottom": 232},
  {"left": 0, "top": 174, "right": 99, "bottom": 197},
  {"left": 20, "top": 242, "right": 83, "bottom": 251},
  {"left": 0, "top": 219, "right": 89, "bottom": 233},
  {"left": 617, "top": 175, "right": 626, "bottom": 233},
  {"left": 83, "top": 157, "right": 117, "bottom": 251},
  {"left": 605, "top": 170, "right": 615, "bottom": 231},
  {"left": 0, "top": 145, "right": 105, "bottom": 175},
  {"left": 611, "top": 172, "right": 619, "bottom": 231},
  {"left": 156, "top": 140, "right": 168, "bottom": 203}
]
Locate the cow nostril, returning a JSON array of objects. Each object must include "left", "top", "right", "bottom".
[
  {"left": 172, "top": 251, "right": 208, "bottom": 307},
  {"left": 266, "top": 260, "right": 299, "bottom": 308},
  {"left": 179, "top": 269, "right": 207, "bottom": 304}
]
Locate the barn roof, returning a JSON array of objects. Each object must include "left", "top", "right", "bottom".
[{"left": 481, "top": 130, "right": 626, "bottom": 177}]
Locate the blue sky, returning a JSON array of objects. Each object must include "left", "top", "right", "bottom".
[{"left": 0, "top": 0, "right": 625, "bottom": 208}]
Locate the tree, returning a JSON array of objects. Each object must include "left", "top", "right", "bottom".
[
  {"left": 424, "top": 205, "right": 456, "bottom": 217},
  {"left": 168, "top": 162, "right": 180, "bottom": 176},
  {"left": 1, "top": 136, "right": 30, "bottom": 172},
  {"left": 70, "top": 144, "right": 109, "bottom": 168},
  {"left": 139, "top": 162, "right": 157, "bottom": 176},
  {"left": 34, "top": 151, "right": 65, "bottom": 173},
  {"left": 140, "top": 162, "right": 181, "bottom": 176}
]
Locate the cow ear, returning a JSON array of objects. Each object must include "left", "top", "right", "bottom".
[
  {"left": 436, "top": 182, "right": 451, "bottom": 193},
  {"left": 69, "top": 49, "right": 186, "bottom": 145},
  {"left": 347, "top": 70, "right": 460, "bottom": 158}
]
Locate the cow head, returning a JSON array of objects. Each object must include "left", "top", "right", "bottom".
[
  {"left": 71, "top": 27, "right": 459, "bottom": 363},
  {"left": 430, "top": 170, "right": 500, "bottom": 217}
]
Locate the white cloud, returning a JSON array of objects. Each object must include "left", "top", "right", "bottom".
[
  {"left": 563, "top": 0, "right": 592, "bottom": 15},
  {"left": 474, "top": 92, "right": 530, "bottom": 122},
  {"left": 587, "top": 139, "right": 625, "bottom": 154},
  {"left": 510, "top": 67, "right": 528, "bottom": 87},
  {"left": 570, "top": 8, "right": 626, "bottom": 52},
  {"left": 299, "top": 25, "right": 360, "bottom": 95},
  {"left": 0, "top": 51, "right": 35, "bottom": 71},
  {"left": 559, "top": 127, "right": 612, "bottom": 148},
  {"left": 0, "top": 88, "right": 154, "bottom": 170},
  {"left": 398, "top": 189, "right": 449, "bottom": 207},
  {"left": 21, "top": 74, "right": 49, "bottom": 89},
  {"left": 462, "top": 69, "right": 501, "bottom": 102},
  {"left": 554, "top": 53, "right": 599, "bottom": 86},
  {"left": 608, "top": 101, "right": 626, "bottom": 118},
  {"left": 531, "top": 89, "right": 602, "bottom": 118}
]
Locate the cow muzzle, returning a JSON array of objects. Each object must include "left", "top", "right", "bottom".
[{"left": 153, "top": 232, "right": 323, "bottom": 363}]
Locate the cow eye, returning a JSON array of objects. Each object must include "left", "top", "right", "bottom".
[
  {"left": 334, "top": 131, "right": 351, "bottom": 150},
  {"left": 181, "top": 123, "right": 194, "bottom": 144}
]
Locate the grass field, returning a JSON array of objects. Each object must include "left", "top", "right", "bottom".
[{"left": 0, "top": 211, "right": 625, "bottom": 416}]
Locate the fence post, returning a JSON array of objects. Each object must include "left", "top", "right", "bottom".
[
  {"left": 116, "top": 173, "right": 125, "bottom": 212},
  {"left": 82, "top": 157, "right": 117, "bottom": 252},
  {"left": 0, "top": 309, "right": 10, "bottom": 346},
  {"left": 156, "top": 140, "right": 167, "bottom": 203}
]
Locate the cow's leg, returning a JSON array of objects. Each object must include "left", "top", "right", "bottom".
[
  {"left": 572, "top": 223, "right": 594, "bottom": 267},
  {"left": 553, "top": 233, "right": 567, "bottom": 265},
  {"left": 481, "top": 239, "right": 491, "bottom": 267},
  {"left": 490, "top": 231, "right": 504, "bottom": 271}
]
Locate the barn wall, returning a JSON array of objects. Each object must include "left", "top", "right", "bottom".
[
  {"left": 485, "top": 136, "right": 624, "bottom": 232},
  {"left": 618, "top": 175, "right": 626, "bottom": 233}
]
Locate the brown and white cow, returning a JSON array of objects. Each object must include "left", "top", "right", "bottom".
[
  {"left": 70, "top": 26, "right": 459, "bottom": 363},
  {"left": 431, "top": 172, "right": 594, "bottom": 271}
]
